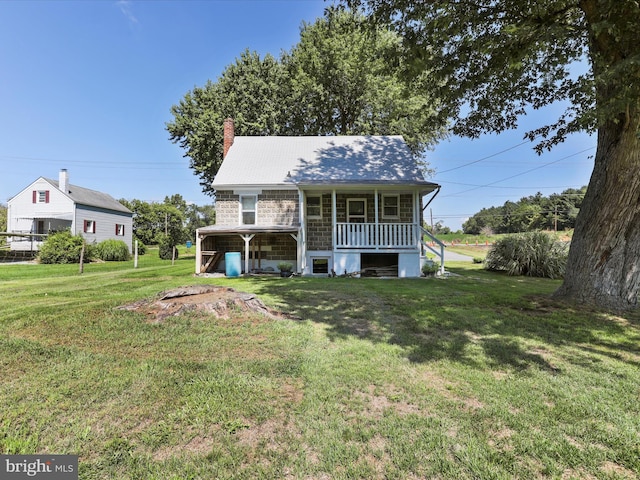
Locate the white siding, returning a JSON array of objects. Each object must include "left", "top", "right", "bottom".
[
  {"left": 75, "top": 206, "right": 133, "bottom": 253},
  {"left": 7, "top": 178, "right": 74, "bottom": 234}
]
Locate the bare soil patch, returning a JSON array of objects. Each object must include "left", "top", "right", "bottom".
[{"left": 117, "top": 285, "right": 296, "bottom": 323}]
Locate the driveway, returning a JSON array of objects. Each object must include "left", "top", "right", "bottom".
[{"left": 443, "top": 249, "right": 474, "bottom": 262}]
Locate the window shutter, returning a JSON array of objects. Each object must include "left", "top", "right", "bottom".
[
  {"left": 45, "top": 190, "right": 50, "bottom": 203},
  {"left": 32, "top": 191, "right": 37, "bottom": 203},
  {"left": 83, "top": 220, "right": 88, "bottom": 233},
  {"left": 115, "top": 225, "right": 118, "bottom": 235}
]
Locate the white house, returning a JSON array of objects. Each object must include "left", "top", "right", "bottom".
[
  {"left": 7, "top": 169, "right": 133, "bottom": 252},
  {"left": 195, "top": 119, "right": 445, "bottom": 277}
]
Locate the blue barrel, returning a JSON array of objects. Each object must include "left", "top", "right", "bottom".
[{"left": 225, "top": 252, "right": 241, "bottom": 277}]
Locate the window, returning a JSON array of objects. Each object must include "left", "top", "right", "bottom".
[
  {"left": 347, "top": 199, "right": 366, "bottom": 223},
  {"left": 382, "top": 195, "right": 399, "bottom": 218},
  {"left": 32, "top": 190, "right": 50, "bottom": 203},
  {"left": 115, "top": 224, "right": 125, "bottom": 236},
  {"left": 312, "top": 258, "right": 329, "bottom": 274},
  {"left": 240, "top": 195, "right": 256, "bottom": 225},
  {"left": 84, "top": 220, "right": 96, "bottom": 234},
  {"left": 306, "top": 195, "right": 322, "bottom": 219}
]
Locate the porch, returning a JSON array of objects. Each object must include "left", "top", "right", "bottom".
[{"left": 335, "top": 222, "right": 418, "bottom": 249}]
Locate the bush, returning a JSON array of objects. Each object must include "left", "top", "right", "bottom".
[
  {"left": 484, "top": 231, "right": 568, "bottom": 279},
  {"left": 132, "top": 237, "right": 147, "bottom": 255},
  {"left": 422, "top": 260, "right": 440, "bottom": 276},
  {"left": 95, "top": 239, "right": 131, "bottom": 261},
  {"left": 39, "top": 231, "right": 92, "bottom": 264},
  {"left": 158, "top": 235, "right": 178, "bottom": 260},
  {"left": 473, "top": 257, "right": 484, "bottom": 264}
]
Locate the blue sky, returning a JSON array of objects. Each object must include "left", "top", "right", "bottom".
[{"left": 0, "top": 0, "right": 595, "bottom": 232}]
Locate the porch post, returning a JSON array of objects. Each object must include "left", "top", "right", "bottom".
[
  {"left": 374, "top": 188, "right": 379, "bottom": 250},
  {"left": 298, "top": 189, "right": 306, "bottom": 274},
  {"left": 195, "top": 228, "right": 202, "bottom": 274},
  {"left": 332, "top": 189, "right": 337, "bottom": 250},
  {"left": 241, "top": 234, "right": 255, "bottom": 274}
]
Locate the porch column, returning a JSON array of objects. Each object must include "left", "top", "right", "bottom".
[
  {"left": 290, "top": 232, "right": 301, "bottom": 274},
  {"left": 374, "top": 188, "right": 379, "bottom": 250},
  {"left": 332, "top": 189, "right": 337, "bottom": 250},
  {"left": 298, "top": 190, "right": 306, "bottom": 274},
  {"left": 195, "top": 228, "right": 202, "bottom": 274},
  {"left": 241, "top": 234, "right": 255, "bottom": 274}
]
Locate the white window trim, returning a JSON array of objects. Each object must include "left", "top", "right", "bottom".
[
  {"left": 84, "top": 220, "right": 96, "bottom": 234},
  {"left": 239, "top": 195, "right": 258, "bottom": 225},
  {"left": 347, "top": 198, "right": 367, "bottom": 223},
  {"left": 382, "top": 194, "right": 400, "bottom": 219},
  {"left": 306, "top": 195, "right": 322, "bottom": 219}
]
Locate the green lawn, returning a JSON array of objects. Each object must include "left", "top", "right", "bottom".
[{"left": 0, "top": 252, "right": 638, "bottom": 479}]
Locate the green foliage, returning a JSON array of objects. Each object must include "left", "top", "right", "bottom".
[
  {"left": 38, "top": 231, "right": 92, "bottom": 264},
  {"left": 166, "top": 9, "right": 446, "bottom": 192},
  {"left": 157, "top": 234, "right": 178, "bottom": 260},
  {"left": 421, "top": 260, "right": 439, "bottom": 275},
  {"left": 0, "top": 204, "right": 6, "bottom": 247},
  {"left": 132, "top": 237, "right": 146, "bottom": 255},
  {"left": 277, "top": 262, "right": 293, "bottom": 272},
  {"left": 94, "top": 239, "right": 131, "bottom": 262},
  {"left": 485, "top": 232, "right": 568, "bottom": 279},
  {"left": 463, "top": 187, "right": 587, "bottom": 234},
  {"left": 473, "top": 257, "right": 483, "bottom": 264}
]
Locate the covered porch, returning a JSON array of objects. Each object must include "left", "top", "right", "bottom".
[{"left": 195, "top": 225, "right": 301, "bottom": 275}]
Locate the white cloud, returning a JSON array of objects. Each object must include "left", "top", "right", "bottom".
[{"left": 117, "top": 0, "right": 138, "bottom": 26}]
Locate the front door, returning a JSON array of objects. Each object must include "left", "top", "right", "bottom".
[{"left": 347, "top": 199, "right": 366, "bottom": 223}]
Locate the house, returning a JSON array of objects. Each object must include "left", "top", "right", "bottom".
[
  {"left": 195, "top": 119, "right": 445, "bottom": 277},
  {"left": 7, "top": 169, "right": 133, "bottom": 252}
]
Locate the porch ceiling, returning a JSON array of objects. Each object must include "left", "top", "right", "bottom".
[{"left": 197, "top": 225, "right": 300, "bottom": 236}]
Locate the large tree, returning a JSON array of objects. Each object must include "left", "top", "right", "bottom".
[
  {"left": 348, "top": 0, "right": 640, "bottom": 311},
  {"left": 166, "top": 9, "right": 445, "bottom": 195}
]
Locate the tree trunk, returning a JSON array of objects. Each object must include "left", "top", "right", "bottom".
[{"left": 553, "top": 115, "right": 640, "bottom": 310}]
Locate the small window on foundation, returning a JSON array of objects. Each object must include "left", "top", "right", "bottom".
[{"left": 312, "top": 258, "right": 329, "bottom": 274}]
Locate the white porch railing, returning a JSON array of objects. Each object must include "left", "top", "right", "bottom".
[{"left": 335, "top": 223, "right": 418, "bottom": 249}]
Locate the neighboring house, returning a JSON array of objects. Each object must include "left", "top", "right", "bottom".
[
  {"left": 7, "top": 169, "right": 133, "bottom": 252},
  {"left": 195, "top": 119, "right": 444, "bottom": 277}
]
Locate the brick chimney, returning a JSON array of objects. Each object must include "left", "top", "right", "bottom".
[
  {"left": 59, "top": 168, "right": 69, "bottom": 194},
  {"left": 223, "top": 118, "right": 235, "bottom": 159}
]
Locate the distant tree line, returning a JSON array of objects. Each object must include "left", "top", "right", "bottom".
[
  {"left": 462, "top": 187, "right": 587, "bottom": 235},
  {"left": 119, "top": 195, "right": 215, "bottom": 249}
]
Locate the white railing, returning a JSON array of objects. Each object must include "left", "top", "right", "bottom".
[{"left": 335, "top": 223, "right": 418, "bottom": 249}]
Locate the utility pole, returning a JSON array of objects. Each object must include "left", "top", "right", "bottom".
[{"left": 554, "top": 205, "right": 558, "bottom": 232}]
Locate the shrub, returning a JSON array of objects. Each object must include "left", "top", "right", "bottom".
[
  {"left": 132, "top": 237, "right": 147, "bottom": 255},
  {"left": 39, "top": 231, "right": 92, "bottom": 264},
  {"left": 473, "top": 257, "right": 484, "bottom": 264},
  {"left": 422, "top": 261, "right": 440, "bottom": 276},
  {"left": 158, "top": 234, "right": 178, "bottom": 260},
  {"left": 95, "top": 239, "right": 131, "bottom": 261},
  {"left": 484, "top": 231, "right": 568, "bottom": 279}
]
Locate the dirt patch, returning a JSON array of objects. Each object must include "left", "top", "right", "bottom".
[{"left": 117, "top": 285, "right": 297, "bottom": 323}]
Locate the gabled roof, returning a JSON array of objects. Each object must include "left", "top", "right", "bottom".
[
  {"left": 212, "top": 135, "right": 439, "bottom": 190},
  {"left": 44, "top": 178, "right": 132, "bottom": 214}
]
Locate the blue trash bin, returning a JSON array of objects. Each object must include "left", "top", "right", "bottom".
[{"left": 225, "top": 252, "right": 241, "bottom": 277}]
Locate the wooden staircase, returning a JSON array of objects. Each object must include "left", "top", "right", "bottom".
[{"left": 200, "top": 251, "right": 224, "bottom": 273}]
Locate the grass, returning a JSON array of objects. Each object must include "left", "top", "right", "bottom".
[{"left": 1, "top": 250, "right": 639, "bottom": 479}]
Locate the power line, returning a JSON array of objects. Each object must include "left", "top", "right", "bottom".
[
  {"left": 435, "top": 138, "right": 535, "bottom": 174},
  {"left": 438, "top": 146, "right": 595, "bottom": 198}
]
